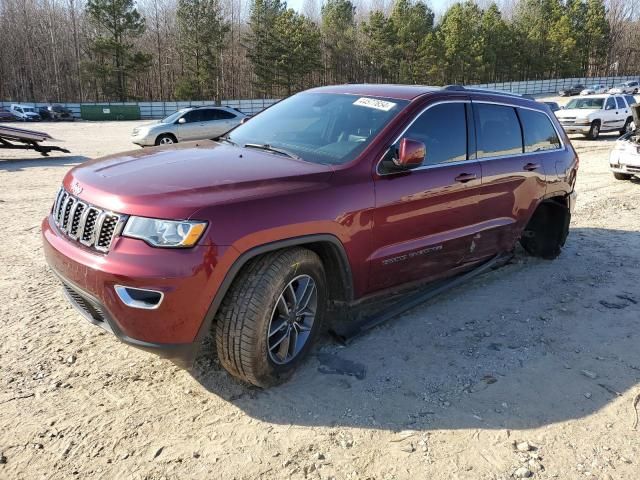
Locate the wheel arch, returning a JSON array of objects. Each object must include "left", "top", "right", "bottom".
[
  {"left": 194, "top": 234, "right": 354, "bottom": 344},
  {"left": 155, "top": 132, "right": 177, "bottom": 145}
]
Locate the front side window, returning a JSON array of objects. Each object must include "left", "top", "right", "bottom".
[
  {"left": 475, "top": 103, "right": 523, "bottom": 158},
  {"left": 518, "top": 108, "right": 561, "bottom": 153},
  {"left": 226, "top": 93, "right": 408, "bottom": 165},
  {"left": 182, "top": 110, "right": 203, "bottom": 123},
  {"left": 615, "top": 97, "right": 625, "bottom": 109},
  {"left": 605, "top": 97, "right": 616, "bottom": 110},
  {"left": 400, "top": 103, "right": 468, "bottom": 166}
]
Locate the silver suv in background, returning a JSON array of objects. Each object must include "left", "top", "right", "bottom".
[{"left": 131, "top": 106, "right": 246, "bottom": 146}]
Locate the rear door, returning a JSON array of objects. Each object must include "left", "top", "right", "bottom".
[
  {"left": 463, "top": 102, "right": 554, "bottom": 262},
  {"left": 204, "top": 109, "right": 240, "bottom": 137},
  {"left": 369, "top": 99, "right": 483, "bottom": 291}
]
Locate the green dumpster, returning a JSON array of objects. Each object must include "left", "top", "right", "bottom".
[{"left": 80, "top": 105, "right": 140, "bottom": 121}]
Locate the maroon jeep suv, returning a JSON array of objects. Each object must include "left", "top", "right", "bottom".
[{"left": 42, "top": 85, "right": 578, "bottom": 386}]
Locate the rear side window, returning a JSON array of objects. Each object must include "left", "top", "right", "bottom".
[
  {"left": 402, "top": 102, "right": 467, "bottom": 166},
  {"left": 217, "top": 110, "right": 237, "bottom": 120},
  {"left": 475, "top": 103, "right": 523, "bottom": 158},
  {"left": 625, "top": 95, "right": 637, "bottom": 106},
  {"left": 518, "top": 108, "right": 561, "bottom": 153},
  {"left": 615, "top": 97, "right": 625, "bottom": 109}
]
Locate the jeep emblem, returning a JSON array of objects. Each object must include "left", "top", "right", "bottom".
[{"left": 71, "top": 181, "right": 82, "bottom": 195}]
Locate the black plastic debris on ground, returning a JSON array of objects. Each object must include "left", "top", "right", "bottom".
[{"left": 316, "top": 353, "right": 367, "bottom": 380}]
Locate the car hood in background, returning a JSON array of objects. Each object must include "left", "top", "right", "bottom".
[
  {"left": 555, "top": 108, "right": 599, "bottom": 119},
  {"left": 63, "top": 140, "right": 335, "bottom": 219}
]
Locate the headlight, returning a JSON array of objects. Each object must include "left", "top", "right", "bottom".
[{"left": 122, "top": 216, "right": 207, "bottom": 248}]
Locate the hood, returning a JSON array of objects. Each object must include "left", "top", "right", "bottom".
[
  {"left": 556, "top": 108, "right": 598, "bottom": 118},
  {"left": 24, "top": 112, "right": 39, "bottom": 117},
  {"left": 63, "top": 141, "right": 334, "bottom": 219}
]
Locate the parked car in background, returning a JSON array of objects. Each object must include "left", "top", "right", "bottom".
[
  {"left": 609, "top": 104, "right": 640, "bottom": 180},
  {"left": 555, "top": 94, "right": 635, "bottom": 139},
  {"left": 609, "top": 81, "right": 639, "bottom": 94},
  {"left": 44, "top": 84, "right": 578, "bottom": 387},
  {"left": 0, "top": 107, "right": 17, "bottom": 122},
  {"left": 40, "top": 104, "right": 74, "bottom": 121},
  {"left": 10, "top": 104, "right": 41, "bottom": 121},
  {"left": 559, "top": 84, "right": 584, "bottom": 96},
  {"left": 131, "top": 106, "right": 246, "bottom": 146},
  {"left": 580, "top": 84, "right": 608, "bottom": 95},
  {"left": 543, "top": 101, "right": 560, "bottom": 113}
]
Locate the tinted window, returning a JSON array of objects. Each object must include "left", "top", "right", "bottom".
[
  {"left": 625, "top": 95, "right": 637, "bottom": 106},
  {"left": 217, "top": 110, "right": 237, "bottom": 120},
  {"left": 615, "top": 97, "right": 625, "bottom": 109},
  {"left": 182, "top": 110, "right": 202, "bottom": 123},
  {"left": 605, "top": 97, "right": 616, "bottom": 110},
  {"left": 475, "top": 104, "right": 523, "bottom": 158},
  {"left": 401, "top": 103, "right": 467, "bottom": 166},
  {"left": 518, "top": 109, "right": 561, "bottom": 153}
]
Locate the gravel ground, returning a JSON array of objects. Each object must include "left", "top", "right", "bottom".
[{"left": 1, "top": 99, "right": 640, "bottom": 480}]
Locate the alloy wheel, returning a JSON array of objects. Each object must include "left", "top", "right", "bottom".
[{"left": 267, "top": 274, "right": 317, "bottom": 365}]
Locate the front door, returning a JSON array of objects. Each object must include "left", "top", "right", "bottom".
[
  {"left": 369, "top": 100, "right": 483, "bottom": 292},
  {"left": 602, "top": 97, "right": 622, "bottom": 131}
]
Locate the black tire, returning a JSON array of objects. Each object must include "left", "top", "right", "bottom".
[
  {"left": 620, "top": 117, "right": 633, "bottom": 136},
  {"left": 586, "top": 120, "right": 600, "bottom": 140},
  {"left": 215, "top": 248, "right": 327, "bottom": 387},
  {"left": 520, "top": 201, "right": 570, "bottom": 260},
  {"left": 155, "top": 133, "right": 177, "bottom": 146},
  {"left": 613, "top": 172, "right": 632, "bottom": 180}
]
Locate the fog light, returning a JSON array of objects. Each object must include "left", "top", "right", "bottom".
[{"left": 114, "top": 285, "right": 164, "bottom": 310}]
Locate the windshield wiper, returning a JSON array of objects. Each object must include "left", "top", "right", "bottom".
[
  {"left": 243, "top": 143, "right": 301, "bottom": 160},
  {"left": 217, "top": 135, "right": 238, "bottom": 146}
]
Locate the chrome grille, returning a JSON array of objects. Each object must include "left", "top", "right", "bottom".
[{"left": 52, "top": 187, "right": 124, "bottom": 253}]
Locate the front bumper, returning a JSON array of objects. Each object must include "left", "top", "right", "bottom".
[
  {"left": 559, "top": 124, "right": 591, "bottom": 135},
  {"left": 610, "top": 148, "right": 640, "bottom": 175},
  {"left": 131, "top": 131, "right": 155, "bottom": 146},
  {"left": 42, "top": 215, "right": 230, "bottom": 367}
]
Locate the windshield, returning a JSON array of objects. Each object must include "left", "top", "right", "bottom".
[
  {"left": 161, "top": 109, "right": 188, "bottom": 124},
  {"left": 225, "top": 93, "right": 408, "bottom": 165},
  {"left": 565, "top": 98, "right": 604, "bottom": 109}
]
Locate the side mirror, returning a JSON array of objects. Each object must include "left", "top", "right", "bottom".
[
  {"left": 178, "top": 117, "right": 186, "bottom": 124},
  {"left": 393, "top": 138, "right": 425, "bottom": 169}
]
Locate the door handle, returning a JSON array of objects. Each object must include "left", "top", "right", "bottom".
[
  {"left": 455, "top": 173, "right": 477, "bottom": 183},
  {"left": 524, "top": 162, "right": 541, "bottom": 171}
]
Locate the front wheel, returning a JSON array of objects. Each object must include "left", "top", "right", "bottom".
[
  {"left": 613, "top": 172, "right": 632, "bottom": 180},
  {"left": 215, "top": 248, "right": 326, "bottom": 387},
  {"left": 155, "top": 134, "right": 176, "bottom": 145}
]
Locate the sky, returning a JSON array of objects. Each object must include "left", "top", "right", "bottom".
[{"left": 286, "top": 0, "right": 453, "bottom": 16}]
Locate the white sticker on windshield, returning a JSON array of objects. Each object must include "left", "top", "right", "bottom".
[{"left": 353, "top": 97, "right": 396, "bottom": 111}]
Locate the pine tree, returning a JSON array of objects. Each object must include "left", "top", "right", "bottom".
[
  {"left": 176, "top": 0, "right": 229, "bottom": 100},
  {"left": 84, "top": 0, "right": 151, "bottom": 101}
]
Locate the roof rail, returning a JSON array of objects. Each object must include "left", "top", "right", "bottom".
[{"left": 442, "top": 85, "right": 526, "bottom": 99}]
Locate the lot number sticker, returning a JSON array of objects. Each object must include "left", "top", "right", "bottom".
[{"left": 353, "top": 97, "right": 397, "bottom": 111}]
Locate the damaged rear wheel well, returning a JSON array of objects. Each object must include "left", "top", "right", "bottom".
[{"left": 520, "top": 198, "right": 571, "bottom": 259}]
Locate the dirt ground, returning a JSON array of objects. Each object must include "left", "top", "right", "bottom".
[{"left": 1, "top": 98, "right": 640, "bottom": 480}]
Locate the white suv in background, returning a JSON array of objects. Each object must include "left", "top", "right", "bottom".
[
  {"left": 9, "top": 104, "right": 41, "bottom": 121},
  {"left": 131, "top": 106, "right": 246, "bottom": 146},
  {"left": 556, "top": 94, "right": 637, "bottom": 139}
]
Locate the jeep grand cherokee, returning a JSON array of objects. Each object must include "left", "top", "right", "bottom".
[{"left": 42, "top": 85, "right": 578, "bottom": 387}]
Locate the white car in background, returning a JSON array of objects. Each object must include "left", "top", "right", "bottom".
[
  {"left": 9, "top": 104, "right": 41, "bottom": 121},
  {"left": 609, "top": 81, "right": 639, "bottom": 94},
  {"left": 610, "top": 104, "right": 640, "bottom": 180},
  {"left": 580, "top": 84, "right": 608, "bottom": 95},
  {"left": 556, "top": 94, "right": 636, "bottom": 139},
  {"left": 131, "top": 106, "right": 246, "bottom": 146}
]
